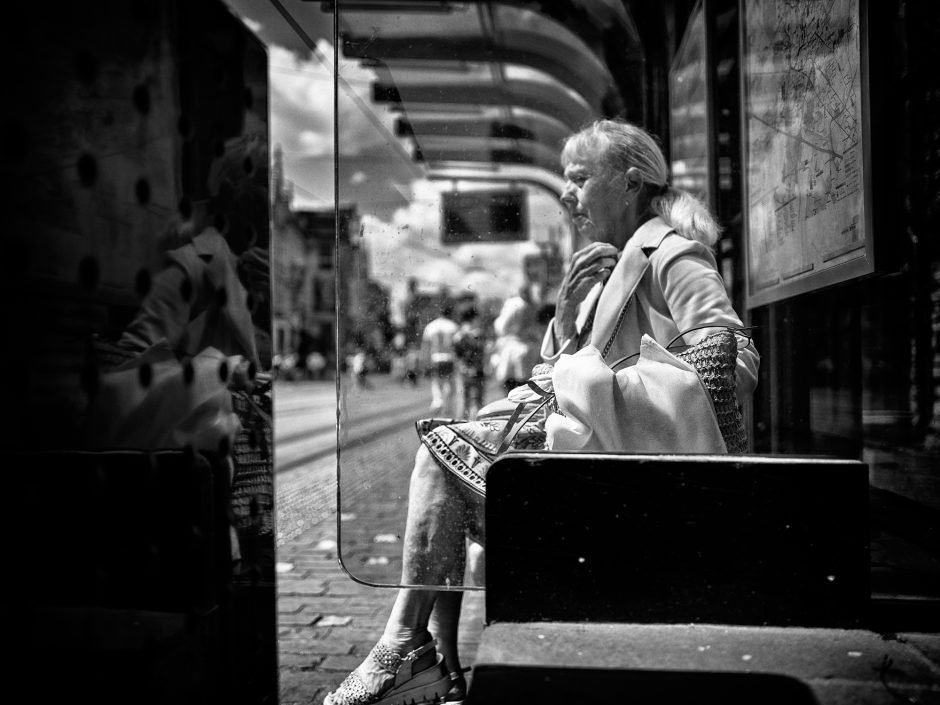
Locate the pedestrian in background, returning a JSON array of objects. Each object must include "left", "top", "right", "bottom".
[
  {"left": 306, "top": 351, "right": 326, "bottom": 380},
  {"left": 453, "top": 304, "right": 487, "bottom": 419},
  {"left": 402, "top": 345, "right": 420, "bottom": 387},
  {"left": 490, "top": 285, "right": 540, "bottom": 395},
  {"left": 421, "top": 302, "right": 459, "bottom": 416},
  {"left": 349, "top": 347, "right": 371, "bottom": 389}
]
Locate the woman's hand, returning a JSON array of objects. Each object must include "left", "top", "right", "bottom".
[{"left": 554, "top": 242, "right": 620, "bottom": 342}]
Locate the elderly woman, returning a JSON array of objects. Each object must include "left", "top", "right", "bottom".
[{"left": 323, "top": 119, "right": 759, "bottom": 705}]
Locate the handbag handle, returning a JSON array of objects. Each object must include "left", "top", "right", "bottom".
[
  {"left": 492, "top": 380, "right": 554, "bottom": 455},
  {"left": 608, "top": 324, "right": 755, "bottom": 371},
  {"left": 493, "top": 394, "right": 554, "bottom": 456}
]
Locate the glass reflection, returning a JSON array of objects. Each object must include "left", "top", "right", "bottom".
[
  {"left": 326, "top": 3, "right": 609, "bottom": 585},
  {"left": 255, "top": 0, "right": 628, "bottom": 587},
  {"left": 333, "top": 38, "right": 577, "bottom": 583},
  {"left": 239, "top": 0, "right": 588, "bottom": 586},
  {"left": 337, "top": 179, "right": 571, "bottom": 585},
  {"left": 9, "top": 2, "right": 278, "bottom": 698}
]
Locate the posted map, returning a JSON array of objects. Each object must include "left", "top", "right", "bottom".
[{"left": 743, "top": 0, "right": 868, "bottom": 306}]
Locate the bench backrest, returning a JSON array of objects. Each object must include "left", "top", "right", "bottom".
[{"left": 485, "top": 453, "right": 869, "bottom": 628}]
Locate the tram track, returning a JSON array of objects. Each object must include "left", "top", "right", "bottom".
[
  {"left": 275, "top": 398, "right": 428, "bottom": 446},
  {"left": 273, "top": 378, "right": 433, "bottom": 475},
  {"left": 275, "top": 406, "right": 428, "bottom": 474}
]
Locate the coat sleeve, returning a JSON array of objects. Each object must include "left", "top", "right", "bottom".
[{"left": 652, "top": 238, "right": 760, "bottom": 402}]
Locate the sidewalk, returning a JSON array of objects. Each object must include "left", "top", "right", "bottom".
[
  {"left": 273, "top": 377, "right": 486, "bottom": 704},
  {"left": 276, "top": 512, "right": 486, "bottom": 705}
]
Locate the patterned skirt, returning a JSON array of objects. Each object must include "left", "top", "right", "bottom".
[{"left": 416, "top": 411, "right": 547, "bottom": 497}]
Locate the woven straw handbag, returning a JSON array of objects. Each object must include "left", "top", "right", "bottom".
[{"left": 664, "top": 328, "right": 749, "bottom": 454}]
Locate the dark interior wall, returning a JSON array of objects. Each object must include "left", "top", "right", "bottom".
[
  {"left": 3, "top": 2, "right": 277, "bottom": 702},
  {"left": 627, "top": 0, "right": 690, "bottom": 141},
  {"left": 741, "top": 0, "right": 940, "bottom": 616},
  {"left": 651, "top": 0, "right": 939, "bottom": 620},
  {"left": 749, "top": 0, "right": 940, "bottom": 463},
  {"left": 650, "top": 0, "right": 938, "bottom": 467},
  {"left": 1, "top": 0, "right": 272, "bottom": 449},
  {"left": 2, "top": 2, "right": 185, "bottom": 449}
]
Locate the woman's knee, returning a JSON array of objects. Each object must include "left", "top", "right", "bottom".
[
  {"left": 405, "top": 449, "right": 461, "bottom": 528},
  {"left": 410, "top": 446, "right": 454, "bottom": 497}
]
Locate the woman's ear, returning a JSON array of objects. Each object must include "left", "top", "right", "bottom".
[{"left": 624, "top": 166, "right": 645, "bottom": 196}]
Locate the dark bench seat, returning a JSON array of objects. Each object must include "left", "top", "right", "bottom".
[{"left": 463, "top": 453, "right": 940, "bottom": 704}]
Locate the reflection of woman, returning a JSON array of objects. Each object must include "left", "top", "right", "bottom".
[
  {"left": 83, "top": 225, "right": 269, "bottom": 571},
  {"left": 85, "top": 226, "right": 260, "bottom": 449},
  {"left": 116, "top": 227, "right": 260, "bottom": 365},
  {"left": 323, "top": 119, "right": 758, "bottom": 705}
]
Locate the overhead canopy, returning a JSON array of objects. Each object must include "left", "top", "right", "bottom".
[{"left": 313, "top": 0, "right": 648, "bottom": 191}]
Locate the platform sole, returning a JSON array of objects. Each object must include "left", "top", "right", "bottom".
[
  {"left": 372, "top": 666, "right": 452, "bottom": 705},
  {"left": 325, "top": 663, "right": 452, "bottom": 705}
]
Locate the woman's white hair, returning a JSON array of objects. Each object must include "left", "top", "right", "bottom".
[{"left": 561, "top": 118, "right": 721, "bottom": 247}]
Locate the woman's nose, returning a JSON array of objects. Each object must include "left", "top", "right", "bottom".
[{"left": 560, "top": 183, "right": 577, "bottom": 208}]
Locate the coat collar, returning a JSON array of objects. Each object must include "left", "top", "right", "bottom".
[
  {"left": 624, "top": 215, "right": 676, "bottom": 252},
  {"left": 588, "top": 217, "right": 676, "bottom": 356}
]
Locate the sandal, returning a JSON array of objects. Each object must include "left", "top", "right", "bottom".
[{"left": 323, "top": 639, "right": 451, "bottom": 705}]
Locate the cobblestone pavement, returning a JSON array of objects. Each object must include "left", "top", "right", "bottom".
[
  {"left": 276, "top": 516, "right": 485, "bottom": 705},
  {"left": 274, "top": 376, "right": 490, "bottom": 704}
]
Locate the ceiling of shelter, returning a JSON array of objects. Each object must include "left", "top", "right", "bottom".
[{"left": 289, "top": 0, "right": 647, "bottom": 188}]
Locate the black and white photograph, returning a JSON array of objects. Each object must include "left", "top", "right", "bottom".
[{"left": 5, "top": 1, "right": 939, "bottom": 704}]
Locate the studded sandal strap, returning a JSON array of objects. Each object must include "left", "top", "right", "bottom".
[
  {"left": 329, "top": 670, "right": 371, "bottom": 705},
  {"left": 369, "top": 642, "right": 405, "bottom": 675}
]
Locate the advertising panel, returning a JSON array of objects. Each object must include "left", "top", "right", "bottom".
[{"left": 741, "top": 0, "right": 873, "bottom": 308}]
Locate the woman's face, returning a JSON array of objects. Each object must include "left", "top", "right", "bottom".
[{"left": 560, "top": 144, "right": 631, "bottom": 248}]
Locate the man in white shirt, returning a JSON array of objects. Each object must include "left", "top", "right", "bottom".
[{"left": 421, "top": 302, "right": 459, "bottom": 416}]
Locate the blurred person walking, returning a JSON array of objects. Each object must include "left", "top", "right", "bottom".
[
  {"left": 453, "top": 304, "right": 487, "bottom": 419},
  {"left": 349, "top": 346, "right": 372, "bottom": 389},
  {"left": 490, "top": 285, "right": 540, "bottom": 395},
  {"left": 306, "top": 351, "right": 327, "bottom": 380},
  {"left": 421, "top": 302, "right": 459, "bottom": 416}
]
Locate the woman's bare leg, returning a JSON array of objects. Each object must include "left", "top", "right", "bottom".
[
  {"left": 429, "top": 591, "right": 463, "bottom": 672},
  {"left": 400, "top": 446, "right": 469, "bottom": 584},
  {"left": 325, "top": 446, "right": 470, "bottom": 703},
  {"left": 382, "top": 444, "right": 472, "bottom": 658},
  {"left": 430, "top": 591, "right": 466, "bottom": 700}
]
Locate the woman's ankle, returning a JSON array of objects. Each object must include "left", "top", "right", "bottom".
[
  {"left": 379, "top": 627, "right": 433, "bottom": 653},
  {"left": 438, "top": 652, "right": 461, "bottom": 676}
]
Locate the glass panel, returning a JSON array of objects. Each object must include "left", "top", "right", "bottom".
[
  {"left": 335, "top": 2, "right": 593, "bottom": 587},
  {"left": 253, "top": 0, "right": 642, "bottom": 590}
]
